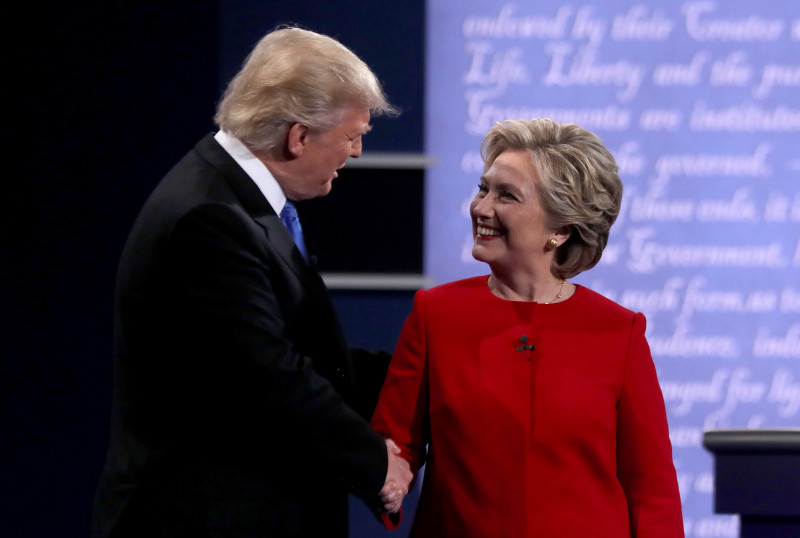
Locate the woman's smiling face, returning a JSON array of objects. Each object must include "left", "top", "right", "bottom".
[{"left": 470, "top": 150, "right": 555, "bottom": 272}]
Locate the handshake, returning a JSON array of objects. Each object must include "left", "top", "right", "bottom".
[{"left": 380, "top": 439, "right": 414, "bottom": 513}]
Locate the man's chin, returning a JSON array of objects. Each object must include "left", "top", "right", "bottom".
[{"left": 310, "top": 182, "right": 334, "bottom": 199}]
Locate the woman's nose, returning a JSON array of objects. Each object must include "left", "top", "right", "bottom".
[{"left": 471, "top": 194, "right": 492, "bottom": 217}]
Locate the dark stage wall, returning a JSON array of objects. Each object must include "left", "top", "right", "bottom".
[{"left": 4, "top": 2, "right": 424, "bottom": 536}]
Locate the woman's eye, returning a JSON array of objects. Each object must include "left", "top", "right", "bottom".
[{"left": 477, "top": 184, "right": 488, "bottom": 193}]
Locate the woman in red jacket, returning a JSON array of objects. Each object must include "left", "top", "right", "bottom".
[{"left": 373, "top": 118, "right": 684, "bottom": 537}]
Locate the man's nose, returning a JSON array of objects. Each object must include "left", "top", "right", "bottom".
[{"left": 350, "top": 137, "right": 363, "bottom": 158}]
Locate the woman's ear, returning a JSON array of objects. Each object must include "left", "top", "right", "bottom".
[{"left": 552, "top": 226, "right": 572, "bottom": 247}]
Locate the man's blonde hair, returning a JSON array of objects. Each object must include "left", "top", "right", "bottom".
[{"left": 215, "top": 26, "right": 396, "bottom": 152}]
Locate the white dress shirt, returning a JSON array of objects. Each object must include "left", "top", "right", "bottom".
[{"left": 214, "top": 130, "right": 287, "bottom": 215}]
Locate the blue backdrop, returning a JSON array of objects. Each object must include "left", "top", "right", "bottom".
[{"left": 424, "top": 2, "right": 799, "bottom": 535}]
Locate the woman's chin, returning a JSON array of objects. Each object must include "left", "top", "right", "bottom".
[{"left": 471, "top": 245, "right": 491, "bottom": 264}]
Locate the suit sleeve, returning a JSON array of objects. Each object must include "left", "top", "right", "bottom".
[
  {"left": 616, "top": 313, "right": 685, "bottom": 537},
  {"left": 167, "top": 202, "right": 387, "bottom": 497},
  {"left": 350, "top": 348, "right": 392, "bottom": 420}
]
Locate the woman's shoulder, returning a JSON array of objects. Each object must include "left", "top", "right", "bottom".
[
  {"left": 414, "top": 276, "right": 489, "bottom": 310},
  {"left": 573, "top": 284, "right": 640, "bottom": 323},
  {"left": 422, "top": 275, "right": 488, "bottom": 297}
]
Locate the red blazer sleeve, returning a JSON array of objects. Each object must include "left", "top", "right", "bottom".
[
  {"left": 371, "top": 289, "right": 431, "bottom": 529},
  {"left": 616, "top": 312, "right": 685, "bottom": 537}
]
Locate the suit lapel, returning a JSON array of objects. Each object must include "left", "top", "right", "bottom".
[
  {"left": 193, "top": 134, "right": 353, "bottom": 381},
  {"left": 253, "top": 213, "right": 313, "bottom": 279},
  {"left": 193, "top": 133, "right": 328, "bottom": 300}
]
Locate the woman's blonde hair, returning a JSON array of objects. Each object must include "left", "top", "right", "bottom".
[
  {"left": 481, "top": 118, "right": 623, "bottom": 279},
  {"left": 215, "top": 26, "right": 397, "bottom": 152}
]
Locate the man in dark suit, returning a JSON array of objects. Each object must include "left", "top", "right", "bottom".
[{"left": 91, "top": 27, "right": 411, "bottom": 537}]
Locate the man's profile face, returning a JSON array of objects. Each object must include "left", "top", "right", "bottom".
[{"left": 282, "top": 106, "right": 372, "bottom": 200}]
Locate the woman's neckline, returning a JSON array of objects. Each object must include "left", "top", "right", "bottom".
[{"left": 484, "top": 275, "right": 579, "bottom": 304}]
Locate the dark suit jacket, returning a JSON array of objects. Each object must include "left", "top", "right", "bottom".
[{"left": 92, "top": 134, "right": 389, "bottom": 537}]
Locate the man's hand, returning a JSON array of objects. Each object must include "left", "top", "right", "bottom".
[{"left": 381, "top": 439, "right": 412, "bottom": 513}]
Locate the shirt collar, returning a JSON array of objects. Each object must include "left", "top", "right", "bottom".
[{"left": 214, "top": 130, "right": 286, "bottom": 213}]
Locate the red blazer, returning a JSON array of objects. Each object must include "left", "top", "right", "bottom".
[{"left": 372, "top": 276, "right": 684, "bottom": 537}]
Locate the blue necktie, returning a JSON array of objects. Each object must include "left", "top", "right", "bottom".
[{"left": 280, "top": 200, "right": 308, "bottom": 260}]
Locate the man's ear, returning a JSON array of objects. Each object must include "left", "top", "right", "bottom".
[{"left": 286, "top": 123, "right": 309, "bottom": 157}]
